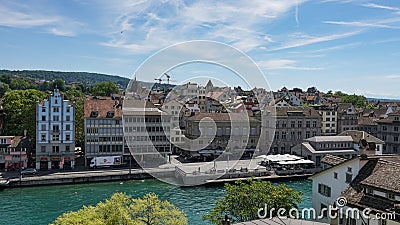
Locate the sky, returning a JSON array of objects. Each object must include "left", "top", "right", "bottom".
[{"left": 0, "top": 0, "right": 400, "bottom": 99}]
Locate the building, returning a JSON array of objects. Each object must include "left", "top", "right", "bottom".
[
  {"left": 313, "top": 105, "right": 338, "bottom": 136},
  {"left": 311, "top": 155, "right": 400, "bottom": 225},
  {"left": 36, "top": 89, "right": 75, "bottom": 170},
  {"left": 84, "top": 96, "right": 129, "bottom": 166},
  {"left": 310, "top": 156, "right": 364, "bottom": 224},
  {"left": 339, "top": 157, "right": 400, "bottom": 225},
  {"left": 291, "top": 136, "right": 358, "bottom": 167},
  {"left": 338, "top": 130, "right": 384, "bottom": 155},
  {"left": 376, "top": 113, "right": 400, "bottom": 154},
  {"left": 0, "top": 135, "right": 31, "bottom": 170},
  {"left": 337, "top": 103, "right": 358, "bottom": 133},
  {"left": 270, "top": 107, "right": 322, "bottom": 154},
  {"left": 123, "top": 98, "right": 171, "bottom": 167},
  {"left": 184, "top": 112, "right": 261, "bottom": 159}
]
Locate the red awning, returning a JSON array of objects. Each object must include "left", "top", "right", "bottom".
[
  {"left": 52, "top": 158, "right": 60, "bottom": 161},
  {"left": 40, "top": 158, "right": 48, "bottom": 161}
]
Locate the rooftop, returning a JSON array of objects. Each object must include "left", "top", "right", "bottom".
[
  {"left": 306, "top": 136, "right": 354, "bottom": 143},
  {"left": 338, "top": 130, "right": 384, "bottom": 144},
  {"left": 275, "top": 107, "right": 320, "bottom": 118},
  {"left": 321, "top": 154, "right": 348, "bottom": 166},
  {"left": 84, "top": 97, "right": 122, "bottom": 118}
]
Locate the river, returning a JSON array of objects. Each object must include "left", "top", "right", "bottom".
[{"left": 0, "top": 179, "right": 312, "bottom": 225}]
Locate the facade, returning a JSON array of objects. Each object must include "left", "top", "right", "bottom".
[
  {"left": 340, "top": 157, "right": 400, "bottom": 225},
  {"left": 184, "top": 112, "right": 261, "bottom": 158},
  {"left": 337, "top": 103, "right": 358, "bottom": 133},
  {"left": 338, "top": 130, "right": 384, "bottom": 155},
  {"left": 313, "top": 105, "right": 338, "bottom": 136},
  {"left": 376, "top": 113, "right": 400, "bottom": 154},
  {"left": 0, "top": 136, "right": 31, "bottom": 170},
  {"left": 311, "top": 157, "right": 361, "bottom": 223},
  {"left": 270, "top": 107, "right": 322, "bottom": 154},
  {"left": 291, "top": 136, "right": 358, "bottom": 167},
  {"left": 84, "top": 96, "right": 128, "bottom": 166},
  {"left": 36, "top": 89, "right": 75, "bottom": 170},
  {"left": 123, "top": 98, "right": 171, "bottom": 167}
]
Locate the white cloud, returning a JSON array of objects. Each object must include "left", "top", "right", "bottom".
[
  {"left": 99, "top": 0, "right": 308, "bottom": 54},
  {"left": 362, "top": 3, "right": 400, "bottom": 12},
  {"left": 258, "top": 59, "right": 323, "bottom": 70},
  {"left": 0, "top": 1, "right": 84, "bottom": 37},
  {"left": 384, "top": 75, "right": 400, "bottom": 79},
  {"left": 268, "top": 30, "right": 361, "bottom": 51},
  {"left": 324, "top": 21, "right": 396, "bottom": 29}
]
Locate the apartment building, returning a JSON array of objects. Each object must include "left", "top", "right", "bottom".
[
  {"left": 337, "top": 103, "right": 358, "bottom": 133},
  {"left": 84, "top": 96, "right": 128, "bottom": 166},
  {"left": 313, "top": 105, "right": 338, "bottom": 136},
  {"left": 270, "top": 107, "right": 322, "bottom": 154},
  {"left": 123, "top": 98, "right": 171, "bottom": 167},
  {"left": 36, "top": 89, "right": 75, "bottom": 170},
  {"left": 376, "top": 113, "right": 400, "bottom": 154}
]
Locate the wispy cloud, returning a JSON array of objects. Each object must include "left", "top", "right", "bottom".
[
  {"left": 258, "top": 59, "right": 323, "bottom": 70},
  {"left": 0, "top": 1, "right": 83, "bottom": 36},
  {"left": 384, "top": 75, "right": 400, "bottom": 79},
  {"left": 100, "top": 0, "right": 308, "bottom": 54},
  {"left": 362, "top": 3, "right": 400, "bottom": 12},
  {"left": 268, "top": 30, "right": 361, "bottom": 51},
  {"left": 324, "top": 21, "right": 396, "bottom": 29}
]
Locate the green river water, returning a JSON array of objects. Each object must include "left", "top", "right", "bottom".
[{"left": 0, "top": 179, "right": 312, "bottom": 225}]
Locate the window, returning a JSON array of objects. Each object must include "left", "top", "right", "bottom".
[
  {"left": 291, "top": 121, "right": 295, "bottom": 128},
  {"left": 52, "top": 146, "right": 59, "bottom": 153},
  {"left": 53, "top": 107, "right": 59, "bottom": 112},
  {"left": 298, "top": 121, "right": 303, "bottom": 128},
  {"left": 306, "top": 121, "right": 311, "bottom": 128},
  {"left": 66, "top": 107, "right": 70, "bottom": 113},
  {"left": 66, "top": 116, "right": 70, "bottom": 121},
  {"left": 66, "top": 134, "right": 70, "bottom": 141},
  {"left": 346, "top": 173, "right": 352, "bottom": 183},
  {"left": 297, "top": 131, "right": 302, "bottom": 140},
  {"left": 41, "top": 124, "right": 46, "bottom": 131},
  {"left": 382, "top": 126, "right": 387, "bottom": 131},
  {"left": 334, "top": 172, "right": 338, "bottom": 179},
  {"left": 306, "top": 131, "right": 311, "bottom": 138},
  {"left": 395, "top": 126, "right": 399, "bottom": 132},
  {"left": 42, "top": 107, "right": 46, "bottom": 112},
  {"left": 53, "top": 135, "right": 59, "bottom": 141},
  {"left": 387, "top": 193, "right": 395, "bottom": 200},
  {"left": 318, "top": 183, "right": 331, "bottom": 197},
  {"left": 313, "top": 121, "right": 317, "bottom": 128},
  {"left": 53, "top": 116, "right": 59, "bottom": 121},
  {"left": 281, "top": 132, "right": 287, "bottom": 140},
  {"left": 41, "top": 146, "right": 46, "bottom": 152},
  {"left": 66, "top": 146, "right": 70, "bottom": 152},
  {"left": 41, "top": 134, "right": 46, "bottom": 142},
  {"left": 347, "top": 167, "right": 352, "bottom": 173},
  {"left": 321, "top": 204, "right": 328, "bottom": 218},
  {"left": 366, "top": 188, "right": 373, "bottom": 195},
  {"left": 326, "top": 118, "right": 331, "bottom": 122},
  {"left": 52, "top": 125, "right": 59, "bottom": 131},
  {"left": 66, "top": 124, "right": 71, "bottom": 130},
  {"left": 42, "top": 116, "right": 46, "bottom": 121}
]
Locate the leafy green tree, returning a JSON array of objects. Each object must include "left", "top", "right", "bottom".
[
  {"left": 333, "top": 91, "right": 347, "bottom": 97},
  {"left": 0, "top": 82, "right": 10, "bottom": 97},
  {"left": 52, "top": 192, "right": 187, "bottom": 225},
  {"left": 2, "top": 89, "right": 47, "bottom": 140},
  {"left": 367, "top": 103, "right": 378, "bottom": 109},
  {"left": 64, "top": 88, "right": 85, "bottom": 147},
  {"left": 326, "top": 90, "right": 333, "bottom": 97},
  {"left": 52, "top": 78, "right": 66, "bottom": 92},
  {"left": 91, "top": 81, "right": 119, "bottom": 97},
  {"left": 341, "top": 94, "right": 367, "bottom": 108},
  {"left": 9, "top": 78, "right": 35, "bottom": 90},
  {"left": 203, "top": 179, "right": 302, "bottom": 224}
]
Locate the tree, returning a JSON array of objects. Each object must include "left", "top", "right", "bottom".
[
  {"left": 341, "top": 94, "right": 367, "bottom": 108},
  {"left": 326, "top": 90, "right": 333, "bottom": 97},
  {"left": 52, "top": 193, "right": 188, "bottom": 225},
  {"left": 2, "top": 89, "right": 47, "bottom": 140},
  {"left": 0, "top": 82, "right": 10, "bottom": 97},
  {"left": 64, "top": 88, "right": 85, "bottom": 147},
  {"left": 91, "top": 81, "right": 119, "bottom": 97},
  {"left": 203, "top": 179, "right": 302, "bottom": 224},
  {"left": 333, "top": 91, "right": 347, "bottom": 97},
  {"left": 52, "top": 78, "right": 66, "bottom": 92}
]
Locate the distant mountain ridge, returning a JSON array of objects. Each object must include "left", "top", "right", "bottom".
[{"left": 0, "top": 69, "right": 131, "bottom": 88}]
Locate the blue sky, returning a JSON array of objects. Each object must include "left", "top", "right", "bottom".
[{"left": 0, "top": 0, "right": 400, "bottom": 98}]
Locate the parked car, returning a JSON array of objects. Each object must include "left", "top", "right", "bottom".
[{"left": 20, "top": 168, "right": 37, "bottom": 175}]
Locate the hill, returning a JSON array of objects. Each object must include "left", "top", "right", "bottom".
[{"left": 0, "top": 69, "right": 130, "bottom": 88}]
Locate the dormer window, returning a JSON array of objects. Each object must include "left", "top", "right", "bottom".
[
  {"left": 387, "top": 193, "right": 395, "bottom": 200},
  {"left": 366, "top": 187, "right": 373, "bottom": 195}
]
